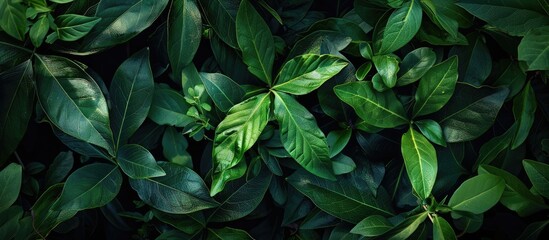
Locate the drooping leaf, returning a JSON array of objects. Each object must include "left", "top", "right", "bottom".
[
  {"left": 448, "top": 174, "right": 505, "bottom": 215},
  {"left": 35, "top": 55, "right": 114, "bottom": 155},
  {"left": 433, "top": 216, "right": 457, "bottom": 240},
  {"left": 148, "top": 86, "right": 194, "bottom": 127},
  {"left": 274, "top": 92, "right": 335, "bottom": 180},
  {"left": 162, "top": 127, "right": 192, "bottom": 167},
  {"left": 334, "top": 81, "right": 409, "bottom": 128},
  {"left": 377, "top": 0, "right": 422, "bottom": 54},
  {"left": 414, "top": 119, "right": 446, "bottom": 147},
  {"left": 52, "top": 163, "right": 122, "bottom": 211},
  {"left": 236, "top": 0, "right": 274, "bottom": 85},
  {"left": 211, "top": 93, "right": 271, "bottom": 196},
  {"left": 29, "top": 184, "right": 78, "bottom": 239},
  {"left": 53, "top": 14, "right": 101, "bottom": 42},
  {"left": 129, "top": 162, "right": 218, "bottom": 214},
  {"left": 351, "top": 215, "right": 393, "bottom": 237},
  {"left": 0, "top": 0, "right": 27, "bottom": 41},
  {"left": 397, "top": 47, "right": 437, "bottom": 86},
  {"left": 0, "top": 163, "right": 22, "bottom": 212},
  {"left": 168, "top": 0, "right": 202, "bottom": 80},
  {"left": 44, "top": 151, "right": 74, "bottom": 187},
  {"left": 207, "top": 227, "right": 254, "bottom": 240},
  {"left": 401, "top": 128, "right": 438, "bottom": 199},
  {"left": 199, "top": 72, "right": 245, "bottom": 112},
  {"left": 372, "top": 55, "right": 400, "bottom": 88},
  {"left": 511, "top": 81, "right": 536, "bottom": 149},
  {"left": 117, "top": 144, "right": 166, "bottom": 179},
  {"left": 272, "top": 54, "right": 348, "bottom": 95},
  {"left": 413, "top": 56, "right": 458, "bottom": 117},
  {"left": 198, "top": 0, "right": 239, "bottom": 48},
  {"left": 523, "top": 159, "right": 549, "bottom": 199},
  {"left": 110, "top": 48, "right": 154, "bottom": 149},
  {"left": 518, "top": 26, "right": 549, "bottom": 71},
  {"left": 0, "top": 60, "right": 33, "bottom": 163}
]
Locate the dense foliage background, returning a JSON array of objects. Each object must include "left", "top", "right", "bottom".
[{"left": 1, "top": 0, "right": 549, "bottom": 239}]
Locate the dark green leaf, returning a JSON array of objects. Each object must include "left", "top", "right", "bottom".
[
  {"left": 397, "top": 47, "right": 437, "bottom": 86},
  {"left": 110, "top": 48, "right": 154, "bottom": 149},
  {"left": 433, "top": 216, "right": 456, "bottom": 240},
  {"left": 523, "top": 159, "right": 549, "bottom": 199},
  {"left": 198, "top": 0, "right": 239, "bottom": 48},
  {"left": 332, "top": 154, "right": 356, "bottom": 175},
  {"left": 35, "top": 55, "right": 114, "bottom": 155},
  {"left": 30, "top": 16, "right": 49, "bottom": 47},
  {"left": 199, "top": 72, "right": 245, "bottom": 112},
  {"left": 511, "top": 82, "right": 536, "bottom": 149},
  {"left": 274, "top": 92, "right": 335, "bottom": 180},
  {"left": 449, "top": 34, "right": 491, "bottom": 85},
  {"left": 207, "top": 227, "right": 253, "bottom": 240},
  {"left": 168, "top": 0, "right": 202, "bottom": 80},
  {"left": 327, "top": 129, "right": 352, "bottom": 158},
  {"left": 414, "top": 119, "right": 446, "bottom": 147},
  {"left": 377, "top": 0, "right": 422, "bottom": 54},
  {"left": 129, "top": 162, "right": 218, "bottom": 213},
  {"left": 413, "top": 56, "right": 458, "bottom": 117},
  {"left": 448, "top": 174, "right": 505, "bottom": 215},
  {"left": 54, "top": 14, "right": 101, "bottom": 42},
  {"left": 334, "top": 81, "right": 409, "bottom": 128},
  {"left": 117, "top": 144, "right": 165, "bottom": 179},
  {"left": 45, "top": 151, "right": 74, "bottom": 187},
  {"left": 401, "top": 128, "right": 437, "bottom": 199},
  {"left": 421, "top": 0, "right": 473, "bottom": 37},
  {"left": 0, "top": 40, "right": 32, "bottom": 72},
  {"left": 474, "top": 124, "right": 515, "bottom": 169},
  {"left": 153, "top": 210, "right": 205, "bottom": 235},
  {"left": 236, "top": 0, "right": 275, "bottom": 85},
  {"left": 162, "top": 127, "right": 192, "bottom": 167},
  {"left": 53, "top": 163, "right": 122, "bottom": 211},
  {"left": 518, "top": 26, "right": 549, "bottom": 71},
  {"left": 0, "top": 0, "right": 27, "bottom": 41},
  {"left": 30, "top": 184, "right": 78, "bottom": 238},
  {"left": 0, "top": 163, "right": 22, "bottom": 212},
  {"left": 516, "top": 220, "right": 549, "bottom": 240},
  {"left": 148, "top": 86, "right": 194, "bottom": 127},
  {"left": 351, "top": 215, "right": 393, "bottom": 237},
  {"left": 372, "top": 55, "right": 400, "bottom": 88}
]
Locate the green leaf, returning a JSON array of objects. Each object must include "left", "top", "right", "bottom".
[
  {"left": 327, "top": 129, "right": 352, "bottom": 158},
  {"left": 332, "top": 154, "right": 357, "bottom": 175},
  {"left": 401, "top": 128, "right": 437, "bottom": 199},
  {"left": 162, "top": 127, "right": 192, "bottom": 167},
  {"left": 110, "top": 48, "right": 154, "bottom": 149},
  {"left": 0, "top": 60, "right": 33, "bottom": 163},
  {"left": 148, "top": 86, "right": 194, "bottom": 127},
  {"left": 372, "top": 55, "right": 400, "bottom": 88},
  {"left": 50, "top": 0, "right": 74, "bottom": 3},
  {"left": 117, "top": 144, "right": 166, "bottom": 179},
  {"left": 30, "top": 184, "right": 78, "bottom": 238},
  {"left": 54, "top": 14, "right": 101, "bottom": 42},
  {"left": 474, "top": 124, "right": 515, "bottom": 169},
  {"left": 211, "top": 93, "right": 271, "bottom": 196},
  {"left": 129, "top": 162, "right": 218, "bottom": 214},
  {"left": 0, "top": 0, "right": 27, "bottom": 41},
  {"left": 77, "top": 0, "right": 169, "bottom": 54},
  {"left": 382, "top": 212, "right": 428, "bottom": 239},
  {"left": 274, "top": 92, "right": 335, "bottom": 180},
  {"left": 44, "top": 151, "right": 74, "bottom": 187},
  {"left": 207, "top": 227, "right": 254, "bottom": 240},
  {"left": 199, "top": 72, "right": 245, "bottom": 112},
  {"left": 53, "top": 163, "right": 122, "bottom": 211},
  {"left": 334, "top": 81, "right": 409, "bottom": 128},
  {"left": 208, "top": 165, "right": 272, "bottom": 222},
  {"left": 35, "top": 55, "right": 114, "bottom": 155},
  {"left": 413, "top": 56, "right": 458, "bottom": 117},
  {"left": 397, "top": 47, "right": 437, "bottom": 86},
  {"left": 448, "top": 174, "right": 505, "bottom": 215},
  {"left": 198, "top": 0, "right": 239, "bottom": 48},
  {"left": 518, "top": 26, "right": 549, "bottom": 71},
  {"left": 434, "top": 83, "right": 508, "bottom": 142},
  {"left": 0, "top": 163, "right": 22, "bottom": 212},
  {"left": 351, "top": 215, "right": 393, "bottom": 237},
  {"left": 517, "top": 220, "right": 549, "bottom": 240},
  {"left": 236, "top": 0, "right": 275, "bottom": 85},
  {"left": 433, "top": 216, "right": 457, "bottom": 240},
  {"left": 511, "top": 82, "right": 536, "bottom": 149},
  {"left": 377, "top": 0, "right": 422, "bottom": 54},
  {"left": 355, "top": 62, "right": 372, "bottom": 81},
  {"left": 523, "top": 159, "right": 549, "bottom": 199},
  {"left": 0, "top": 206, "right": 22, "bottom": 240},
  {"left": 30, "top": 16, "right": 49, "bottom": 47},
  {"left": 449, "top": 34, "right": 491, "bottom": 85},
  {"left": 168, "top": 0, "right": 201, "bottom": 80},
  {"left": 415, "top": 119, "right": 446, "bottom": 147},
  {"left": 272, "top": 54, "right": 348, "bottom": 95},
  {"left": 153, "top": 210, "right": 205, "bottom": 235},
  {"left": 287, "top": 167, "right": 394, "bottom": 224},
  {"left": 421, "top": 0, "right": 472, "bottom": 37}
]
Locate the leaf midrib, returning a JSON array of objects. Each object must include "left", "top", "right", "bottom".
[
  {"left": 413, "top": 59, "right": 456, "bottom": 117},
  {"left": 340, "top": 89, "right": 408, "bottom": 122}
]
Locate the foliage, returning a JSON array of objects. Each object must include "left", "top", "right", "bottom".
[{"left": 1, "top": 0, "right": 549, "bottom": 239}]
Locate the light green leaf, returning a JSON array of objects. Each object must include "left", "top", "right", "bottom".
[
  {"left": 0, "top": 60, "right": 33, "bottom": 164},
  {"left": 383, "top": 212, "right": 428, "bottom": 239},
  {"left": 236, "top": 0, "right": 274, "bottom": 85},
  {"left": 334, "top": 81, "right": 409, "bottom": 128},
  {"left": 168, "top": 0, "right": 201, "bottom": 80},
  {"left": 511, "top": 81, "right": 536, "bottom": 149},
  {"left": 413, "top": 56, "right": 458, "bottom": 117},
  {"left": 211, "top": 93, "right": 271, "bottom": 196},
  {"left": 332, "top": 154, "right": 356, "bottom": 175},
  {"left": 0, "top": 163, "right": 22, "bottom": 212},
  {"left": 55, "top": 14, "right": 101, "bottom": 42},
  {"left": 378, "top": 0, "right": 422, "bottom": 54},
  {"left": 110, "top": 48, "right": 154, "bottom": 149},
  {"left": 433, "top": 216, "right": 456, "bottom": 240},
  {"left": 274, "top": 92, "right": 335, "bottom": 180},
  {"left": 117, "top": 144, "right": 166, "bottom": 179},
  {"left": 523, "top": 159, "right": 549, "bottom": 199},
  {"left": 207, "top": 227, "right": 254, "bottom": 240},
  {"left": 351, "top": 215, "right": 393, "bottom": 237},
  {"left": 199, "top": 72, "right": 245, "bottom": 112},
  {"left": 162, "top": 127, "right": 192, "bottom": 167},
  {"left": 448, "top": 174, "right": 505, "bottom": 215},
  {"left": 44, "top": 151, "right": 74, "bottom": 188},
  {"left": 30, "top": 184, "right": 78, "bottom": 238},
  {"left": 198, "top": 0, "right": 239, "bottom": 48},
  {"left": 272, "top": 54, "right": 348, "bottom": 95},
  {"left": 397, "top": 47, "right": 437, "bottom": 86},
  {"left": 518, "top": 26, "right": 549, "bottom": 71},
  {"left": 414, "top": 119, "right": 446, "bottom": 147},
  {"left": 355, "top": 62, "right": 372, "bottom": 81},
  {"left": 35, "top": 55, "right": 114, "bottom": 155},
  {"left": 52, "top": 163, "right": 122, "bottom": 211},
  {"left": 372, "top": 55, "right": 400, "bottom": 88},
  {"left": 30, "top": 16, "right": 49, "bottom": 47},
  {"left": 401, "top": 128, "right": 437, "bottom": 199},
  {"left": 0, "top": 0, "right": 27, "bottom": 41},
  {"left": 129, "top": 162, "right": 218, "bottom": 214},
  {"left": 148, "top": 86, "right": 194, "bottom": 127}
]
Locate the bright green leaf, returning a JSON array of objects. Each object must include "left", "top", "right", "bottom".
[
  {"left": 30, "top": 16, "right": 49, "bottom": 47},
  {"left": 448, "top": 174, "right": 505, "bottom": 215},
  {"left": 433, "top": 216, "right": 457, "bottom": 240},
  {"left": 351, "top": 215, "right": 393, "bottom": 237},
  {"left": 401, "top": 128, "right": 438, "bottom": 199},
  {"left": 414, "top": 119, "right": 446, "bottom": 147},
  {"left": 377, "top": 0, "right": 422, "bottom": 54},
  {"left": 55, "top": 14, "right": 101, "bottom": 42},
  {"left": 413, "top": 56, "right": 458, "bottom": 117},
  {"left": 372, "top": 55, "right": 400, "bottom": 88},
  {"left": 397, "top": 47, "right": 437, "bottom": 86}
]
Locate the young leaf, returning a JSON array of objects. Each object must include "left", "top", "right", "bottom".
[
  {"left": 130, "top": 162, "right": 219, "bottom": 214},
  {"left": 377, "top": 0, "right": 422, "bottom": 54},
  {"left": 44, "top": 151, "right": 74, "bottom": 187},
  {"left": 199, "top": 72, "right": 245, "bottom": 112},
  {"left": 110, "top": 48, "right": 154, "bottom": 149},
  {"left": 117, "top": 144, "right": 166, "bottom": 179},
  {"left": 433, "top": 216, "right": 457, "bottom": 240},
  {"left": 54, "top": 14, "right": 101, "bottom": 42},
  {"left": 274, "top": 92, "right": 335, "bottom": 180},
  {"left": 30, "top": 184, "right": 78, "bottom": 238},
  {"left": 211, "top": 93, "right": 271, "bottom": 196},
  {"left": 168, "top": 0, "right": 202, "bottom": 80},
  {"left": 35, "top": 55, "right": 115, "bottom": 155},
  {"left": 414, "top": 119, "right": 446, "bottom": 147},
  {"left": 0, "top": 163, "right": 22, "bottom": 212},
  {"left": 236, "top": 0, "right": 275, "bottom": 85},
  {"left": 448, "top": 174, "right": 505, "bottom": 215},
  {"left": 397, "top": 47, "right": 437, "bottom": 86},
  {"left": 30, "top": 16, "right": 49, "bottom": 47},
  {"left": 52, "top": 163, "right": 122, "bottom": 211},
  {"left": 413, "top": 56, "right": 458, "bottom": 117},
  {"left": 0, "top": 0, "right": 27, "bottom": 41},
  {"left": 334, "top": 81, "right": 409, "bottom": 128},
  {"left": 351, "top": 215, "right": 393, "bottom": 237},
  {"left": 198, "top": 0, "right": 239, "bottom": 48},
  {"left": 518, "top": 26, "right": 549, "bottom": 70},
  {"left": 162, "top": 127, "right": 192, "bottom": 167},
  {"left": 272, "top": 54, "right": 348, "bottom": 95},
  {"left": 401, "top": 128, "right": 438, "bottom": 199},
  {"left": 523, "top": 159, "right": 549, "bottom": 199},
  {"left": 0, "top": 60, "right": 33, "bottom": 164},
  {"left": 148, "top": 87, "right": 194, "bottom": 127},
  {"left": 511, "top": 81, "right": 536, "bottom": 149},
  {"left": 372, "top": 55, "right": 400, "bottom": 88}
]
